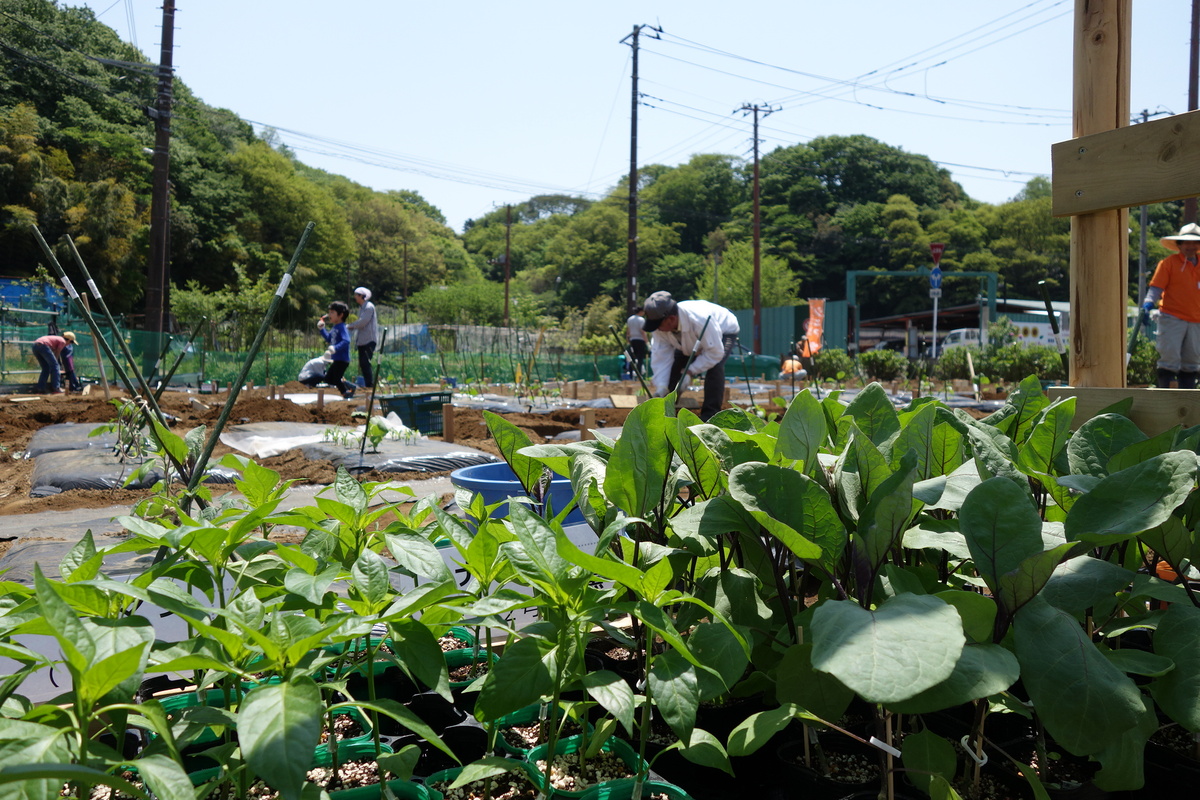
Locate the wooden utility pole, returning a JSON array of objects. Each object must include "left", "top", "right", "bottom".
[
  {"left": 1187, "top": 0, "right": 1200, "bottom": 223},
  {"left": 145, "top": 0, "right": 176, "bottom": 335},
  {"left": 504, "top": 205, "right": 512, "bottom": 327},
  {"left": 740, "top": 103, "right": 775, "bottom": 356},
  {"left": 621, "top": 24, "right": 661, "bottom": 316}
]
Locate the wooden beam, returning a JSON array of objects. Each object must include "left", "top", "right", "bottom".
[
  {"left": 1048, "top": 387, "right": 1200, "bottom": 435},
  {"left": 1068, "top": 0, "right": 1131, "bottom": 388},
  {"left": 1052, "top": 110, "right": 1200, "bottom": 217}
]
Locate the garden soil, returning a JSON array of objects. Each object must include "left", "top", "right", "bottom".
[{"left": 0, "top": 384, "right": 634, "bottom": 518}]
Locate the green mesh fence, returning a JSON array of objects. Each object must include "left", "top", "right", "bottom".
[{"left": 4, "top": 317, "right": 782, "bottom": 390}]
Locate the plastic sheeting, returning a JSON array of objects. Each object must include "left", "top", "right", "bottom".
[
  {"left": 30, "top": 449, "right": 166, "bottom": 496},
  {"left": 27, "top": 423, "right": 118, "bottom": 457},
  {"left": 219, "top": 420, "right": 498, "bottom": 474}
]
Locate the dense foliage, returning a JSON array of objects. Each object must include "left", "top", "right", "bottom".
[{"left": 1, "top": 1, "right": 1188, "bottom": 336}]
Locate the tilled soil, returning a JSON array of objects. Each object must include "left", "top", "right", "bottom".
[{"left": 0, "top": 385, "right": 633, "bottom": 515}]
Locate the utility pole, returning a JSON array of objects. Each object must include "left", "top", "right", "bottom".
[
  {"left": 620, "top": 24, "right": 661, "bottom": 316},
  {"left": 1188, "top": 0, "right": 1199, "bottom": 223},
  {"left": 739, "top": 103, "right": 775, "bottom": 356},
  {"left": 145, "top": 0, "right": 175, "bottom": 335},
  {"left": 402, "top": 241, "right": 409, "bottom": 324},
  {"left": 504, "top": 205, "right": 512, "bottom": 327}
]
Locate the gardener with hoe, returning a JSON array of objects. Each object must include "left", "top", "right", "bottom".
[
  {"left": 1143, "top": 223, "right": 1200, "bottom": 389},
  {"left": 316, "top": 301, "right": 357, "bottom": 399},
  {"left": 31, "top": 330, "right": 75, "bottom": 394},
  {"left": 643, "top": 290, "right": 740, "bottom": 421},
  {"left": 346, "top": 286, "right": 378, "bottom": 389}
]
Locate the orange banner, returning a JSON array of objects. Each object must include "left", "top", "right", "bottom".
[{"left": 800, "top": 299, "right": 825, "bottom": 357}]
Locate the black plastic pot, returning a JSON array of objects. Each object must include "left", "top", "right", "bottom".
[{"left": 776, "top": 736, "right": 884, "bottom": 800}]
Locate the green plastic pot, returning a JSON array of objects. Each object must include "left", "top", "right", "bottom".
[
  {"left": 188, "top": 737, "right": 396, "bottom": 790},
  {"left": 446, "top": 648, "right": 499, "bottom": 689},
  {"left": 577, "top": 778, "right": 693, "bottom": 800},
  {"left": 494, "top": 703, "right": 593, "bottom": 757},
  {"left": 526, "top": 734, "right": 646, "bottom": 799},
  {"left": 424, "top": 761, "right": 542, "bottom": 799},
  {"left": 440, "top": 625, "right": 477, "bottom": 652}
]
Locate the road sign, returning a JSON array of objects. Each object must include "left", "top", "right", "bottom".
[
  {"left": 929, "top": 288, "right": 942, "bottom": 299},
  {"left": 930, "top": 266, "right": 943, "bottom": 289},
  {"left": 930, "top": 242, "right": 945, "bottom": 266}
]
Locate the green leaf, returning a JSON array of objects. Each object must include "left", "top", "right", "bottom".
[
  {"left": 843, "top": 382, "right": 900, "bottom": 445},
  {"left": 774, "top": 643, "right": 853, "bottom": 722},
  {"left": 239, "top": 678, "right": 324, "bottom": 800},
  {"left": 935, "top": 589, "right": 997, "bottom": 644},
  {"left": 727, "top": 704, "right": 802, "bottom": 757},
  {"left": 150, "top": 418, "right": 188, "bottom": 468},
  {"left": 890, "top": 401, "right": 936, "bottom": 477},
  {"left": 382, "top": 532, "right": 453, "bottom": 582},
  {"left": 1016, "top": 397, "right": 1075, "bottom": 476},
  {"left": 886, "top": 644, "right": 1019, "bottom": 713},
  {"left": 1103, "top": 648, "right": 1174, "bottom": 677},
  {"left": 1107, "top": 425, "right": 1181, "bottom": 474},
  {"left": 604, "top": 400, "right": 674, "bottom": 519},
  {"left": 777, "top": 389, "right": 827, "bottom": 473},
  {"left": 967, "top": 424, "right": 1025, "bottom": 487},
  {"left": 1014, "top": 596, "right": 1145, "bottom": 755},
  {"left": 648, "top": 649, "right": 699, "bottom": 741},
  {"left": 32, "top": 567, "right": 92, "bottom": 674},
  {"left": 810, "top": 594, "right": 965, "bottom": 703},
  {"left": 283, "top": 565, "right": 340, "bottom": 606},
  {"left": 668, "top": 408, "right": 722, "bottom": 500},
  {"left": 1092, "top": 694, "right": 1158, "bottom": 792},
  {"left": 131, "top": 753, "right": 195, "bottom": 800},
  {"left": 0, "top": 726, "right": 75, "bottom": 800},
  {"left": 333, "top": 465, "right": 367, "bottom": 515},
  {"left": 1039, "top": 556, "right": 1134, "bottom": 615},
  {"left": 387, "top": 618, "right": 451, "bottom": 701},
  {"left": 902, "top": 729, "right": 958, "bottom": 796},
  {"left": 1149, "top": 603, "right": 1200, "bottom": 729},
  {"left": 686, "top": 622, "right": 749, "bottom": 702},
  {"left": 351, "top": 549, "right": 390, "bottom": 606},
  {"left": 1064, "top": 452, "right": 1197, "bottom": 542},
  {"left": 857, "top": 449, "right": 919, "bottom": 577},
  {"left": 960, "top": 477, "right": 1043, "bottom": 593},
  {"left": 727, "top": 463, "right": 821, "bottom": 560},
  {"left": 60, "top": 531, "right": 99, "bottom": 581},
  {"left": 582, "top": 670, "right": 635, "bottom": 736},
  {"left": 677, "top": 727, "right": 732, "bottom": 775},
  {"left": 474, "top": 636, "right": 553, "bottom": 721},
  {"left": 995, "top": 543, "right": 1077, "bottom": 618}
]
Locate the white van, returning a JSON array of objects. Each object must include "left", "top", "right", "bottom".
[{"left": 940, "top": 328, "right": 982, "bottom": 350}]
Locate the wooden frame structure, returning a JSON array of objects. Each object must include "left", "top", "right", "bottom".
[{"left": 1049, "top": 1, "right": 1200, "bottom": 426}]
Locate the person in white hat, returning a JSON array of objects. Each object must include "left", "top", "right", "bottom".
[
  {"left": 346, "top": 287, "right": 378, "bottom": 389},
  {"left": 643, "top": 290, "right": 740, "bottom": 420},
  {"left": 1144, "top": 223, "right": 1200, "bottom": 388}
]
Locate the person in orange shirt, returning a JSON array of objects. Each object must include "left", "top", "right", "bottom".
[{"left": 1144, "top": 223, "right": 1200, "bottom": 388}]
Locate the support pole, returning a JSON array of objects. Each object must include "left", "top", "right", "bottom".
[{"left": 1069, "top": 0, "right": 1131, "bottom": 387}]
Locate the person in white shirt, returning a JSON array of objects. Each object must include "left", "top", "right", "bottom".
[
  {"left": 643, "top": 290, "right": 740, "bottom": 421},
  {"left": 625, "top": 305, "right": 647, "bottom": 374},
  {"left": 346, "top": 286, "right": 378, "bottom": 389}
]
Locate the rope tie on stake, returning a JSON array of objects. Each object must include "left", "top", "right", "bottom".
[{"left": 960, "top": 736, "right": 988, "bottom": 766}]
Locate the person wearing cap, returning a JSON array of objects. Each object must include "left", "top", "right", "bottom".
[
  {"left": 625, "top": 304, "right": 647, "bottom": 375},
  {"left": 298, "top": 347, "right": 335, "bottom": 388},
  {"left": 1144, "top": 223, "right": 1200, "bottom": 388},
  {"left": 346, "top": 287, "right": 378, "bottom": 389},
  {"left": 31, "top": 331, "right": 76, "bottom": 394},
  {"left": 643, "top": 290, "right": 740, "bottom": 421}
]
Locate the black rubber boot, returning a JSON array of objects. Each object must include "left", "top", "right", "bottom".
[
  {"left": 1180, "top": 372, "right": 1198, "bottom": 389},
  {"left": 1157, "top": 368, "right": 1177, "bottom": 388}
]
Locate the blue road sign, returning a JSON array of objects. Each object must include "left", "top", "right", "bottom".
[{"left": 930, "top": 266, "right": 943, "bottom": 289}]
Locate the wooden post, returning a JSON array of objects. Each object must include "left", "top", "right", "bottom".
[
  {"left": 1069, "top": 0, "right": 1131, "bottom": 387},
  {"left": 316, "top": 388, "right": 325, "bottom": 410},
  {"left": 580, "top": 408, "right": 596, "bottom": 441},
  {"left": 570, "top": 381, "right": 578, "bottom": 400},
  {"left": 442, "top": 403, "right": 456, "bottom": 442}
]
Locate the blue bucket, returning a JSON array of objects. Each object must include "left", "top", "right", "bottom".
[{"left": 450, "top": 462, "right": 583, "bottom": 524}]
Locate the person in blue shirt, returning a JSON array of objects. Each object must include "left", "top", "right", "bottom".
[{"left": 317, "top": 301, "right": 356, "bottom": 399}]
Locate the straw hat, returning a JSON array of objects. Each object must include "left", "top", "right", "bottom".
[
  {"left": 63, "top": 331, "right": 76, "bottom": 342},
  {"left": 1160, "top": 223, "right": 1200, "bottom": 251}
]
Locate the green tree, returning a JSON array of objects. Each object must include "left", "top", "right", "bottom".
[{"left": 694, "top": 240, "right": 800, "bottom": 310}]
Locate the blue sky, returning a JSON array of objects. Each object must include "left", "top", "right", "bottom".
[{"left": 91, "top": 1, "right": 1192, "bottom": 232}]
